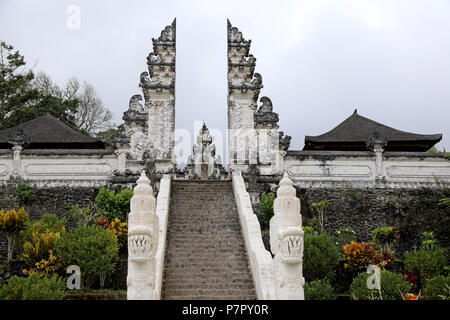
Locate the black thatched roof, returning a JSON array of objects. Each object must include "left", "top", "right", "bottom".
[
  {"left": 0, "top": 114, "right": 105, "bottom": 149},
  {"left": 303, "top": 110, "right": 442, "bottom": 152}
]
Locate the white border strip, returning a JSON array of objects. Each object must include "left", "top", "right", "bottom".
[{"left": 232, "top": 171, "right": 275, "bottom": 300}]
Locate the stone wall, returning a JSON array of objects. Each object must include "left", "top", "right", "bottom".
[{"left": 251, "top": 184, "right": 450, "bottom": 259}]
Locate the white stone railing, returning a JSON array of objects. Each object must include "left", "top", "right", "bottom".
[
  {"left": 231, "top": 170, "right": 275, "bottom": 300},
  {"left": 154, "top": 174, "right": 171, "bottom": 299}
]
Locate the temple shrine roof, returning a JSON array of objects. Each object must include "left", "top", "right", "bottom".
[
  {"left": 0, "top": 114, "right": 105, "bottom": 149},
  {"left": 303, "top": 110, "right": 442, "bottom": 152}
]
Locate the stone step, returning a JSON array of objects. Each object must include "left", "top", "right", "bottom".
[{"left": 162, "top": 180, "right": 256, "bottom": 300}]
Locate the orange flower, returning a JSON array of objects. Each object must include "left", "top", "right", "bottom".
[{"left": 404, "top": 293, "right": 418, "bottom": 300}]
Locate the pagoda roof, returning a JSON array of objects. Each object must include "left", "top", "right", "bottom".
[
  {"left": 303, "top": 110, "right": 442, "bottom": 152},
  {"left": 0, "top": 114, "right": 105, "bottom": 149}
]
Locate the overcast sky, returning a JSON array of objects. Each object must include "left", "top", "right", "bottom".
[{"left": 1, "top": 0, "right": 449, "bottom": 164}]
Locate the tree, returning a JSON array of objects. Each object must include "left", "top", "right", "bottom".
[
  {"left": 0, "top": 42, "right": 79, "bottom": 130},
  {"left": 33, "top": 72, "right": 113, "bottom": 134},
  {"left": 0, "top": 41, "right": 39, "bottom": 129}
]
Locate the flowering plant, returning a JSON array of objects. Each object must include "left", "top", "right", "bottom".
[{"left": 0, "top": 207, "right": 29, "bottom": 261}]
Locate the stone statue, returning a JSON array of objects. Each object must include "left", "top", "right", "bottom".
[
  {"left": 127, "top": 171, "right": 159, "bottom": 300},
  {"left": 269, "top": 172, "right": 304, "bottom": 300},
  {"left": 129, "top": 94, "right": 145, "bottom": 113}
]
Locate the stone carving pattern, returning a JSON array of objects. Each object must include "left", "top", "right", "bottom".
[
  {"left": 269, "top": 172, "right": 305, "bottom": 300},
  {"left": 127, "top": 171, "right": 159, "bottom": 300}
]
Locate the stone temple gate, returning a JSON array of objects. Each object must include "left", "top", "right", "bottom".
[{"left": 0, "top": 19, "right": 449, "bottom": 300}]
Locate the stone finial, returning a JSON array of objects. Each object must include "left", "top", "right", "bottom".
[
  {"left": 269, "top": 171, "right": 304, "bottom": 300},
  {"left": 366, "top": 131, "right": 387, "bottom": 152},
  {"left": 227, "top": 19, "right": 251, "bottom": 46},
  {"left": 152, "top": 18, "right": 176, "bottom": 45},
  {"left": 8, "top": 128, "right": 26, "bottom": 146},
  {"left": 127, "top": 170, "right": 159, "bottom": 300}
]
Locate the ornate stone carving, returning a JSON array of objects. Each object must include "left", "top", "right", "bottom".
[
  {"left": 279, "top": 132, "right": 292, "bottom": 151},
  {"left": 129, "top": 95, "right": 145, "bottom": 113},
  {"left": 184, "top": 123, "right": 227, "bottom": 180},
  {"left": 8, "top": 128, "right": 26, "bottom": 146},
  {"left": 227, "top": 19, "right": 251, "bottom": 47},
  {"left": 366, "top": 131, "right": 387, "bottom": 152},
  {"left": 270, "top": 172, "right": 304, "bottom": 300},
  {"left": 127, "top": 171, "right": 159, "bottom": 300},
  {"left": 152, "top": 19, "right": 176, "bottom": 44},
  {"left": 254, "top": 96, "right": 279, "bottom": 127}
]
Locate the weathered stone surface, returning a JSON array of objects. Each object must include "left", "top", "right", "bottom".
[{"left": 162, "top": 180, "right": 257, "bottom": 300}]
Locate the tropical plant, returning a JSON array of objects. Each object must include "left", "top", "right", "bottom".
[
  {"left": 54, "top": 225, "right": 118, "bottom": 289},
  {"left": 304, "top": 278, "right": 335, "bottom": 300},
  {"left": 260, "top": 191, "right": 275, "bottom": 231},
  {"left": 0, "top": 274, "right": 66, "bottom": 300},
  {"left": 311, "top": 200, "right": 329, "bottom": 232},
  {"left": 21, "top": 214, "right": 67, "bottom": 277},
  {"left": 0, "top": 207, "right": 29, "bottom": 261},
  {"left": 350, "top": 271, "right": 412, "bottom": 300},
  {"left": 371, "top": 226, "right": 400, "bottom": 250},
  {"left": 68, "top": 205, "right": 98, "bottom": 226},
  {"left": 342, "top": 241, "right": 394, "bottom": 274},
  {"left": 403, "top": 232, "right": 447, "bottom": 288}
]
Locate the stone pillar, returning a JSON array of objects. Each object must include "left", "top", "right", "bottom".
[
  {"left": 227, "top": 20, "right": 261, "bottom": 171},
  {"left": 127, "top": 171, "right": 159, "bottom": 300},
  {"left": 254, "top": 96, "right": 291, "bottom": 175},
  {"left": 366, "top": 131, "right": 387, "bottom": 181},
  {"left": 269, "top": 172, "right": 305, "bottom": 300},
  {"left": 141, "top": 19, "right": 176, "bottom": 173},
  {"left": 9, "top": 129, "right": 25, "bottom": 179}
]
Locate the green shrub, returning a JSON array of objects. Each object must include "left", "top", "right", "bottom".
[
  {"left": 54, "top": 225, "right": 118, "bottom": 289},
  {"left": 68, "top": 205, "right": 98, "bottom": 226},
  {"left": 424, "top": 275, "right": 450, "bottom": 300},
  {"left": 21, "top": 213, "right": 67, "bottom": 240},
  {"left": 260, "top": 192, "right": 275, "bottom": 231},
  {"left": 304, "top": 278, "right": 335, "bottom": 300},
  {"left": 350, "top": 271, "right": 412, "bottom": 300},
  {"left": 0, "top": 274, "right": 65, "bottom": 300},
  {"left": 336, "top": 227, "right": 356, "bottom": 248},
  {"left": 16, "top": 180, "right": 35, "bottom": 205},
  {"left": 95, "top": 187, "right": 133, "bottom": 221},
  {"left": 403, "top": 232, "right": 447, "bottom": 287},
  {"left": 303, "top": 229, "right": 340, "bottom": 281}
]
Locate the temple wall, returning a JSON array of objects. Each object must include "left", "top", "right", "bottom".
[
  {"left": 0, "top": 149, "right": 118, "bottom": 188},
  {"left": 282, "top": 151, "right": 450, "bottom": 189}
]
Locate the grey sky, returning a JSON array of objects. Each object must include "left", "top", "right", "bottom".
[{"left": 1, "top": 0, "right": 449, "bottom": 164}]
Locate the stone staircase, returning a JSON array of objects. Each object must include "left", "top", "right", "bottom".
[{"left": 162, "top": 180, "right": 257, "bottom": 300}]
